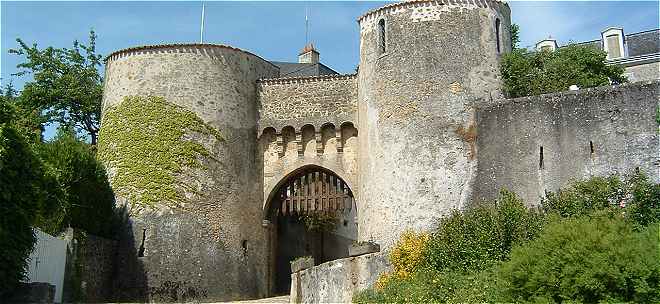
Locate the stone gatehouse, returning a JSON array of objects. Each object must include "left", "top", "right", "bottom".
[{"left": 98, "top": 0, "right": 659, "bottom": 302}]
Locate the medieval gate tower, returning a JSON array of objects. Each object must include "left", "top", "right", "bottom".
[{"left": 98, "top": 0, "right": 582, "bottom": 301}]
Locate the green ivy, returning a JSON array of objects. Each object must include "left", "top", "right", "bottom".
[
  {"left": 97, "top": 96, "right": 222, "bottom": 213},
  {"left": 299, "top": 212, "right": 338, "bottom": 232}
]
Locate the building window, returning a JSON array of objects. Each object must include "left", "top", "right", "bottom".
[
  {"left": 495, "top": 18, "right": 501, "bottom": 53},
  {"left": 601, "top": 27, "right": 625, "bottom": 60},
  {"left": 606, "top": 34, "right": 622, "bottom": 58},
  {"left": 378, "top": 19, "right": 386, "bottom": 54},
  {"left": 536, "top": 39, "right": 558, "bottom": 52}
]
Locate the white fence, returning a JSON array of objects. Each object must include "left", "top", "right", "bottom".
[{"left": 25, "top": 228, "right": 67, "bottom": 303}]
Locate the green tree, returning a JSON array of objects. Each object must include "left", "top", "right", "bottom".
[
  {"left": 501, "top": 44, "right": 626, "bottom": 98},
  {"left": 510, "top": 23, "right": 520, "bottom": 49},
  {"left": 36, "top": 127, "right": 117, "bottom": 237},
  {"left": 0, "top": 83, "right": 44, "bottom": 142},
  {"left": 0, "top": 123, "right": 57, "bottom": 297},
  {"left": 10, "top": 30, "right": 103, "bottom": 145}
]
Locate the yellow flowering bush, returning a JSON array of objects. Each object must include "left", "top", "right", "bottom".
[{"left": 375, "top": 230, "right": 430, "bottom": 290}]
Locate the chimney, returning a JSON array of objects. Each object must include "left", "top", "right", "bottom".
[{"left": 298, "top": 44, "right": 319, "bottom": 64}]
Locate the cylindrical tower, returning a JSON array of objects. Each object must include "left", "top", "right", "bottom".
[
  {"left": 100, "top": 44, "right": 279, "bottom": 302},
  {"left": 357, "top": 0, "right": 511, "bottom": 246}
]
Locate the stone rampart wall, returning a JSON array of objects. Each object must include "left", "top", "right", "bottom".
[
  {"left": 62, "top": 229, "right": 117, "bottom": 303},
  {"left": 474, "top": 81, "right": 659, "bottom": 205}
]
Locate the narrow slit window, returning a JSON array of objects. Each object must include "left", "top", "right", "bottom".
[
  {"left": 138, "top": 229, "right": 146, "bottom": 257},
  {"left": 378, "top": 19, "right": 386, "bottom": 54},
  {"left": 241, "top": 240, "right": 248, "bottom": 255},
  {"left": 495, "top": 18, "right": 501, "bottom": 53},
  {"left": 589, "top": 141, "right": 595, "bottom": 157},
  {"left": 539, "top": 146, "right": 544, "bottom": 170}
]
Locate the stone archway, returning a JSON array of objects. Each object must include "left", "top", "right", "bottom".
[{"left": 264, "top": 165, "right": 358, "bottom": 295}]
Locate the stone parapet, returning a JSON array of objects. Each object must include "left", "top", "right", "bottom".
[{"left": 290, "top": 252, "right": 390, "bottom": 303}]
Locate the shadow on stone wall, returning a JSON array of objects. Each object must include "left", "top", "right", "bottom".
[{"left": 111, "top": 206, "right": 149, "bottom": 302}]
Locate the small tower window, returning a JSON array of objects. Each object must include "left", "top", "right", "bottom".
[
  {"left": 378, "top": 19, "right": 386, "bottom": 54},
  {"left": 495, "top": 18, "right": 501, "bottom": 53},
  {"left": 539, "top": 146, "right": 544, "bottom": 170}
]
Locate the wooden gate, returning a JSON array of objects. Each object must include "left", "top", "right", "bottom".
[{"left": 275, "top": 169, "right": 353, "bottom": 216}]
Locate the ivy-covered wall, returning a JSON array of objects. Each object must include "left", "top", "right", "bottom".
[{"left": 98, "top": 95, "right": 222, "bottom": 213}]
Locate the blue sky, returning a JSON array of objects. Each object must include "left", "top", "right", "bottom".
[{"left": 1, "top": 1, "right": 659, "bottom": 138}]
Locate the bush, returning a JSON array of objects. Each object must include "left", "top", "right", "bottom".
[
  {"left": 542, "top": 175, "right": 623, "bottom": 217},
  {"left": 374, "top": 230, "right": 430, "bottom": 289},
  {"left": 543, "top": 170, "right": 660, "bottom": 227},
  {"left": 356, "top": 270, "right": 439, "bottom": 303},
  {"left": 36, "top": 129, "right": 118, "bottom": 238},
  {"left": 625, "top": 171, "right": 660, "bottom": 227},
  {"left": 497, "top": 215, "right": 660, "bottom": 303},
  {"left": 424, "top": 189, "right": 543, "bottom": 273},
  {"left": 356, "top": 172, "right": 659, "bottom": 303},
  {"left": 0, "top": 124, "right": 50, "bottom": 297}
]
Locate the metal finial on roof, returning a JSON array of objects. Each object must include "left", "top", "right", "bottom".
[
  {"left": 305, "top": 5, "right": 311, "bottom": 47},
  {"left": 200, "top": 2, "right": 206, "bottom": 43}
]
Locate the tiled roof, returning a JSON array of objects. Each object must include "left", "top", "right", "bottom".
[
  {"left": 626, "top": 29, "right": 660, "bottom": 57},
  {"left": 270, "top": 62, "right": 339, "bottom": 78}
]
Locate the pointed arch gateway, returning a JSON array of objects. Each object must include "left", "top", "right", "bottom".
[{"left": 264, "top": 165, "right": 358, "bottom": 295}]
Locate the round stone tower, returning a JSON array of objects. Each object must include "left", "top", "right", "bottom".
[
  {"left": 100, "top": 44, "right": 278, "bottom": 302},
  {"left": 356, "top": 0, "right": 511, "bottom": 246}
]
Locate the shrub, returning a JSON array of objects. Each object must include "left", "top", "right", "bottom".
[
  {"left": 543, "top": 171, "right": 660, "bottom": 227},
  {"left": 356, "top": 270, "right": 440, "bottom": 303},
  {"left": 0, "top": 124, "right": 49, "bottom": 297},
  {"left": 497, "top": 215, "right": 660, "bottom": 303},
  {"left": 36, "top": 128, "right": 118, "bottom": 238},
  {"left": 542, "top": 175, "right": 623, "bottom": 217},
  {"left": 625, "top": 171, "right": 660, "bottom": 227},
  {"left": 424, "top": 189, "right": 543, "bottom": 273},
  {"left": 374, "top": 230, "right": 430, "bottom": 290},
  {"left": 356, "top": 173, "right": 658, "bottom": 303}
]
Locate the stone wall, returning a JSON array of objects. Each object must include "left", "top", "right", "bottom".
[
  {"left": 474, "top": 81, "right": 660, "bottom": 205},
  {"left": 62, "top": 229, "right": 117, "bottom": 303},
  {"left": 290, "top": 252, "right": 390, "bottom": 303},
  {"left": 101, "top": 44, "right": 279, "bottom": 302},
  {"left": 357, "top": 0, "right": 512, "bottom": 247},
  {"left": 257, "top": 74, "right": 357, "bottom": 135},
  {"left": 3, "top": 283, "right": 55, "bottom": 304},
  {"left": 623, "top": 61, "right": 660, "bottom": 83}
]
